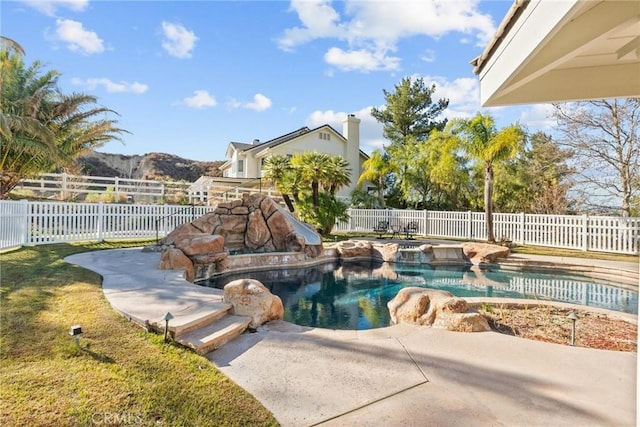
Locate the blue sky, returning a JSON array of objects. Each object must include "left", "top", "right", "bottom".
[{"left": 3, "top": 0, "right": 556, "bottom": 162}]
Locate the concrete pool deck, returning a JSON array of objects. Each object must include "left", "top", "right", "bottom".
[{"left": 65, "top": 248, "right": 638, "bottom": 427}]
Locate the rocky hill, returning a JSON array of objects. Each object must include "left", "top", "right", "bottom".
[{"left": 76, "top": 151, "right": 224, "bottom": 182}]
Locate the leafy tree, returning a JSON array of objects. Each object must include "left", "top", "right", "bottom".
[
  {"left": 261, "top": 154, "right": 295, "bottom": 212},
  {"left": 296, "top": 192, "right": 349, "bottom": 236},
  {"left": 357, "top": 149, "right": 391, "bottom": 207},
  {"left": 0, "top": 47, "right": 125, "bottom": 198},
  {"left": 371, "top": 77, "right": 449, "bottom": 146},
  {"left": 291, "top": 151, "right": 330, "bottom": 207},
  {"left": 519, "top": 132, "right": 574, "bottom": 214},
  {"left": 370, "top": 76, "right": 449, "bottom": 207},
  {"left": 449, "top": 113, "right": 525, "bottom": 242},
  {"left": 262, "top": 151, "right": 351, "bottom": 235},
  {"left": 552, "top": 99, "right": 639, "bottom": 216},
  {"left": 324, "top": 155, "right": 351, "bottom": 196}
]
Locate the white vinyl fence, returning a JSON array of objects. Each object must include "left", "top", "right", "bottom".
[
  {"left": 335, "top": 209, "right": 640, "bottom": 255},
  {"left": 0, "top": 200, "right": 214, "bottom": 250},
  {"left": 1, "top": 202, "right": 638, "bottom": 255}
]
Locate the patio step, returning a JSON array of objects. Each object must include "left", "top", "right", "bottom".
[
  {"left": 169, "top": 302, "right": 233, "bottom": 339},
  {"left": 177, "top": 315, "right": 252, "bottom": 355}
]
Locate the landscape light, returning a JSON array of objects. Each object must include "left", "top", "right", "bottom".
[
  {"left": 69, "top": 324, "right": 83, "bottom": 346},
  {"left": 162, "top": 312, "right": 174, "bottom": 343},
  {"left": 567, "top": 311, "right": 578, "bottom": 346}
]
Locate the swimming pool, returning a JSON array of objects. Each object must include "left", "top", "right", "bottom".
[{"left": 207, "top": 260, "right": 638, "bottom": 330}]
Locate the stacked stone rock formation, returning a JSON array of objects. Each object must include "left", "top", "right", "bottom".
[{"left": 158, "top": 194, "right": 323, "bottom": 281}]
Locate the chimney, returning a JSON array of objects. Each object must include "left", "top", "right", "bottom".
[
  {"left": 252, "top": 139, "right": 260, "bottom": 145},
  {"left": 342, "top": 114, "right": 361, "bottom": 195}
]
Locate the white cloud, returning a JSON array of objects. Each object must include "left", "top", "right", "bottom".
[
  {"left": 306, "top": 106, "right": 384, "bottom": 154},
  {"left": 182, "top": 90, "right": 216, "bottom": 109},
  {"left": 518, "top": 104, "right": 556, "bottom": 130},
  {"left": 421, "top": 75, "right": 480, "bottom": 120},
  {"left": 22, "top": 0, "right": 88, "bottom": 16},
  {"left": 55, "top": 19, "right": 104, "bottom": 55},
  {"left": 161, "top": 21, "right": 197, "bottom": 59},
  {"left": 278, "top": 0, "right": 496, "bottom": 72},
  {"left": 245, "top": 94, "right": 272, "bottom": 111},
  {"left": 71, "top": 77, "right": 148, "bottom": 94},
  {"left": 324, "top": 47, "right": 400, "bottom": 72},
  {"left": 420, "top": 49, "right": 436, "bottom": 63},
  {"left": 229, "top": 94, "right": 273, "bottom": 112}
]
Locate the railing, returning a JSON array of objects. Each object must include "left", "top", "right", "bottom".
[
  {"left": 0, "top": 200, "right": 214, "bottom": 250},
  {"left": 13, "top": 172, "right": 278, "bottom": 206},
  {"left": 1, "top": 201, "right": 638, "bottom": 255},
  {"left": 334, "top": 209, "right": 640, "bottom": 255},
  {"left": 432, "top": 275, "right": 637, "bottom": 313}
]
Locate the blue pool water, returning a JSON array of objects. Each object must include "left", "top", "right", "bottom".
[{"left": 207, "top": 260, "right": 637, "bottom": 330}]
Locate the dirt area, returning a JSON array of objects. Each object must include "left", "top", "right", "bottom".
[{"left": 479, "top": 305, "right": 637, "bottom": 352}]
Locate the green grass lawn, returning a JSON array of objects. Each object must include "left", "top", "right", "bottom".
[{"left": 0, "top": 241, "right": 278, "bottom": 427}]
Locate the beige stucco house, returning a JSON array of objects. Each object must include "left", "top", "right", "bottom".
[
  {"left": 219, "top": 114, "right": 367, "bottom": 198},
  {"left": 190, "top": 114, "right": 368, "bottom": 204}
]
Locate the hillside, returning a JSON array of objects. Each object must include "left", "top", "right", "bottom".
[{"left": 76, "top": 151, "right": 224, "bottom": 182}]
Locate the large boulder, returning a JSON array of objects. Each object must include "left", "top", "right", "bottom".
[
  {"left": 174, "top": 233, "right": 224, "bottom": 256},
  {"left": 387, "top": 287, "right": 490, "bottom": 332},
  {"left": 159, "top": 248, "right": 195, "bottom": 282},
  {"left": 223, "top": 279, "right": 284, "bottom": 328},
  {"left": 462, "top": 242, "right": 510, "bottom": 264},
  {"left": 335, "top": 240, "right": 372, "bottom": 259}
]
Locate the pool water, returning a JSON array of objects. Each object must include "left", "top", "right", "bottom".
[{"left": 207, "top": 260, "right": 638, "bottom": 330}]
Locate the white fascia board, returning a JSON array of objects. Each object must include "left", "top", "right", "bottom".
[{"left": 478, "top": 0, "right": 577, "bottom": 106}]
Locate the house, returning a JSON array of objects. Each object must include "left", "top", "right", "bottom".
[
  {"left": 471, "top": 0, "right": 640, "bottom": 106},
  {"left": 216, "top": 114, "right": 368, "bottom": 200}
]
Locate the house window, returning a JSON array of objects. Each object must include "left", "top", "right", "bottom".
[
  {"left": 237, "top": 159, "right": 244, "bottom": 173},
  {"left": 319, "top": 132, "right": 331, "bottom": 140}
]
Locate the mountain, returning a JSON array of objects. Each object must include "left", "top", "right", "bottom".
[{"left": 76, "top": 151, "right": 224, "bottom": 182}]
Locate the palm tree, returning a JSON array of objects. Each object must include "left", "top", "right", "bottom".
[
  {"left": 357, "top": 149, "right": 390, "bottom": 207},
  {"left": 261, "top": 154, "right": 295, "bottom": 212},
  {"left": 0, "top": 36, "right": 25, "bottom": 55},
  {"left": 324, "top": 155, "right": 351, "bottom": 196},
  {"left": 449, "top": 113, "right": 525, "bottom": 242},
  {"left": 291, "top": 151, "right": 331, "bottom": 207},
  {"left": 0, "top": 47, "right": 126, "bottom": 198}
]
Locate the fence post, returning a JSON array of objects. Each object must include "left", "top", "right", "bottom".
[
  {"left": 582, "top": 214, "right": 589, "bottom": 251},
  {"left": 61, "top": 172, "right": 67, "bottom": 201},
  {"left": 97, "top": 203, "right": 104, "bottom": 242},
  {"left": 519, "top": 212, "right": 526, "bottom": 245},
  {"left": 467, "top": 211, "right": 472, "bottom": 241},
  {"left": 424, "top": 210, "right": 429, "bottom": 237},
  {"left": 348, "top": 208, "right": 353, "bottom": 232},
  {"left": 21, "top": 199, "right": 30, "bottom": 246}
]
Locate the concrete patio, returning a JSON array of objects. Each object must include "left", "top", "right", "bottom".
[{"left": 66, "top": 247, "right": 638, "bottom": 427}]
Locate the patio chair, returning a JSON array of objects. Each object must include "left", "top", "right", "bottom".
[
  {"left": 403, "top": 221, "right": 418, "bottom": 240},
  {"left": 373, "top": 220, "right": 389, "bottom": 238},
  {"left": 390, "top": 223, "right": 401, "bottom": 239}
]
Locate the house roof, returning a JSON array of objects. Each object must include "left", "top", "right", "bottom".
[
  {"left": 239, "top": 126, "right": 312, "bottom": 154},
  {"left": 235, "top": 124, "right": 348, "bottom": 155},
  {"left": 223, "top": 123, "right": 369, "bottom": 164},
  {"left": 472, "top": 0, "right": 640, "bottom": 106}
]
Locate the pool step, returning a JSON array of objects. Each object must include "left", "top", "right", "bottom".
[
  {"left": 169, "top": 302, "right": 234, "bottom": 339},
  {"left": 177, "top": 314, "right": 252, "bottom": 355}
]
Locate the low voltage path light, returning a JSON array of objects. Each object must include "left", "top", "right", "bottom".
[
  {"left": 162, "top": 312, "right": 174, "bottom": 343},
  {"left": 567, "top": 311, "right": 578, "bottom": 346},
  {"left": 69, "top": 324, "right": 83, "bottom": 346}
]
